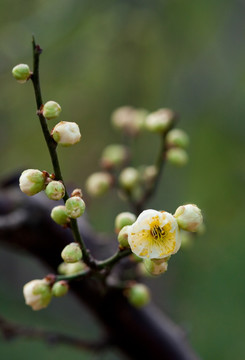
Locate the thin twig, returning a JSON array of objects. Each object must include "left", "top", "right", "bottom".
[
  {"left": 0, "top": 315, "right": 109, "bottom": 352},
  {"left": 95, "top": 248, "right": 132, "bottom": 270}
]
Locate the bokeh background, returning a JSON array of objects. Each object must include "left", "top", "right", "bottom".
[{"left": 0, "top": 0, "right": 245, "bottom": 359}]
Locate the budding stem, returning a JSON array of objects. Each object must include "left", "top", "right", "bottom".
[{"left": 30, "top": 37, "right": 92, "bottom": 266}]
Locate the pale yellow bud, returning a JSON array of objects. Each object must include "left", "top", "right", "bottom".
[
  {"left": 174, "top": 204, "right": 203, "bottom": 232},
  {"left": 51, "top": 121, "right": 81, "bottom": 146}
]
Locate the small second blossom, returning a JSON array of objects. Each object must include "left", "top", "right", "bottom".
[{"left": 127, "top": 209, "right": 180, "bottom": 260}]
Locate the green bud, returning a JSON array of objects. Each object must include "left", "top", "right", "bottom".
[
  {"left": 19, "top": 169, "right": 46, "bottom": 196},
  {"left": 12, "top": 64, "right": 31, "bottom": 83},
  {"left": 61, "top": 242, "right": 82, "bottom": 263},
  {"left": 23, "top": 279, "right": 52, "bottom": 311},
  {"left": 65, "top": 196, "right": 85, "bottom": 219},
  {"left": 52, "top": 281, "right": 69, "bottom": 297},
  {"left": 86, "top": 172, "right": 112, "bottom": 197},
  {"left": 117, "top": 226, "right": 130, "bottom": 248},
  {"left": 115, "top": 212, "right": 136, "bottom": 233},
  {"left": 119, "top": 167, "right": 139, "bottom": 191},
  {"left": 51, "top": 205, "right": 69, "bottom": 226},
  {"left": 58, "top": 261, "right": 85, "bottom": 275},
  {"left": 166, "top": 129, "right": 189, "bottom": 148},
  {"left": 145, "top": 108, "right": 175, "bottom": 133},
  {"left": 166, "top": 148, "right": 188, "bottom": 167},
  {"left": 43, "top": 101, "right": 61, "bottom": 120},
  {"left": 127, "top": 283, "right": 150, "bottom": 308},
  {"left": 101, "top": 144, "right": 129, "bottom": 169},
  {"left": 45, "top": 181, "right": 65, "bottom": 200}
]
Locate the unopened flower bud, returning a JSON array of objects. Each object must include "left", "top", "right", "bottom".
[
  {"left": 119, "top": 167, "right": 139, "bottom": 190},
  {"left": 19, "top": 169, "right": 46, "bottom": 196},
  {"left": 45, "top": 181, "right": 65, "bottom": 200},
  {"left": 143, "top": 258, "right": 169, "bottom": 276},
  {"left": 101, "top": 144, "right": 129, "bottom": 169},
  {"left": 111, "top": 106, "right": 147, "bottom": 136},
  {"left": 166, "top": 129, "right": 189, "bottom": 148},
  {"left": 126, "top": 283, "right": 150, "bottom": 308},
  {"left": 51, "top": 205, "right": 69, "bottom": 226},
  {"left": 51, "top": 121, "right": 81, "bottom": 146},
  {"left": 52, "top": 281, "right": 69, "bottom": 297},
  {"left": 115, "top": 212, "right": 136, "bottom": 233},
  {"left": 71, "top": 188, "right": 83, "bottom": 198},
  {"left": 12, "top": 64, "right": 31, "bottom": 83},
  {"left": 58, "top": 261, "right": 85, "bottom": 275},
  {"left": 23, "top": 279, "right": 52, "bottom": 311},
  {"left": 117, "top": 226, "right": 130, "bottom": 248},
  {"left": 65, "top": 196, "right": 85, "bottom": 219},
  {"left": 174, "top": 204, "right": 203, "bottom": 232},
  {"left": 166, "top": 148, "right": 188, "bottom": 167},
  {"left": 43, "top": 101, "right": 61, "bottom": 120},
  {"left": 145, "top": 108, "right": 175, "bottom": 133},
  {"left": 61, "top": 242, "right": 82, "bottom": 263},
  {"left": 86, "top": 172, "right": 112, "bottom": 197}
]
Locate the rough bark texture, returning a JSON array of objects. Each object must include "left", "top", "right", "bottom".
[{"left": 0, "top": 176, "right": 200, "bottom": 360}]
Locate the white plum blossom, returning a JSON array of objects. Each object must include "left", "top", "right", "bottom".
[{"left": 127, "top": 209, "right": 180, "bottom": 260}]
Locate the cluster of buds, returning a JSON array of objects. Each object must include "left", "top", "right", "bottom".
[
  {"left": 19, "top": 169, "right": 65, "bottom": 200},
  {"left": 115, "top": 204, "right": 203, "bottom": 276},
  {"left": 51, "top": 188, "right": 86, "bottom": 226},
  {"left": 14, "top": 51, "right": 204, "bottom": 315},
  {"left": 12, "top": 64, "right": 81, "bottom": 147},
  {"left": 23, "top": 277, "right": 69, "bottom": 311},
  {"left": 42, "top": 101, "right": 81, "bottom": 147},
  {"left": 85, "top": 105, "right": 189, "bottom": 203}
]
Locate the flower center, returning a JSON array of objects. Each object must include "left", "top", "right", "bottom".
[{"left": 151, "top": 225, "right": 165, "bottom": 241}]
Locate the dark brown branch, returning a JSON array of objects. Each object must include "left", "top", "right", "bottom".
[{"left": 0, "top": 315, "right": 108, "bottom": 352}]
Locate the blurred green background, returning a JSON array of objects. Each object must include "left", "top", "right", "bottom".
[{"left": 1, "top": 0, "right": 245, "bottom": 359}]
